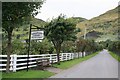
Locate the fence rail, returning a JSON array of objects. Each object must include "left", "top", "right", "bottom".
[{"left": 0, "top": 52, "right": 85, "bottom": 72}]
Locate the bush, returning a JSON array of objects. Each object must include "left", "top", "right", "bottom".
[
  {"left": 2, "top": 41, "right": 7, "bottom": 55},
  {"left": 2, "top": 38, "right": 55, "bottom": 55},
  {"left": 12, "top": 40, "right": 26, "bottom": 54},
  {"left": 23, "top": 28, "right": 28, "bottom": 31},
  {"left": 61, "top": 41, "right": 76, "bottom": 53},
  {"left": 108, "top": 41, "right": 120, "bottom": 56},
  {"left": 16, "top": 34, "right": 21, "bottom": 39},
  {"left": 98, "top": 40, "right": 120, "bottom": 56},
  {"left": 30, "top": 38, "right": 54, "bottom": 54},
  {"left": 76, "top": 38, "right": 102, "bottom": 56}
]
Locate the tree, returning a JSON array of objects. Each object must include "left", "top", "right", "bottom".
[
  {"left": 76, "top": 38, "right": 87, "bottom": 58},
  {"left": 107, "top": 41, "right": 120, "bottom": 56},
  {"left": 12, "top": 40, "right": 25, "bottom": 54},
  {"left": 45, "top": 15, "right": 78, "bottom": 64},
  {"left": 76, "top": 38, "right": 102, "bottom": 57},
  {"left": 85, "top": 39, "right": 98, "bottom": 54},
  {"left": 30, "top": 38, "right": 54, "bottom": 54},
  {"left": 2, "top": 2, "right": 44, "bottom": 73},
  {"left": 61, "top": 41, "right": 76, "bottom": 53}
]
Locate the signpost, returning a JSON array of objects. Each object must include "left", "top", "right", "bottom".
[
  {"left": 31, "top": 30, "right": 44, "bottom": 40},
  {"left": 27, "top": 24, "right": 44, "bottom": 71}
]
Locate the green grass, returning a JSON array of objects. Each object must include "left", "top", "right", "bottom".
[
  {"left": 109, "top": 51, "right": 120, "bottom": 62},
  {"left": 0, "top": 72, "right": 2, "bottom": 80},
  {"left": 2, "top": 70, "right": 54, "bottom": 79},
  {"left": 53, "top": 52, "right": 99, "bottom": 69}
]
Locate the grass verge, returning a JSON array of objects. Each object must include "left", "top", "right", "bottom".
[
  {"left": 53, "top": 51, "right": 99, "bottom": 69},
  {"left": 2, "top": 70, "right": 54, "bottom": 79},
  {"left": 109, "top": 51, "right": 120, "bottom": 62}
]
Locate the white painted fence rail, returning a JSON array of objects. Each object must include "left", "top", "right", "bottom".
[{"left": 0, "top": 52, "right": 85, "bottom": 72}]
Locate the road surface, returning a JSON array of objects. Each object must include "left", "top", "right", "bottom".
[{"left": 50, "top": 50, "right": 118, "bottom": 78}]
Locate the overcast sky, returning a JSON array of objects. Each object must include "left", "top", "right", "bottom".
[{"left": 35, "top": 0, "right": 119, "bottom": 21}]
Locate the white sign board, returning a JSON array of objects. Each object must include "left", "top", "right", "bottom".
[{"left": 31, "top": 30, "right": 44, "bottom": 40}]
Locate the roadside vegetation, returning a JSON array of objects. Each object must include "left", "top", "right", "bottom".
[
  {"left": 109, "top": 51, "right": 120, "bottom": 62},
  {"left": 99, "top": 40, "right": 120, "bottom": 62},
  {"left": 2, "top": 70, "right": 54, "bottom": 79}
]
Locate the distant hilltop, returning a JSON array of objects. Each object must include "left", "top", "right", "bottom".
[{"left": 76, "top": 6, "right": 119, "bottom": 41}]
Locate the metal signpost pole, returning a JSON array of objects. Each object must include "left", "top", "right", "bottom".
[
  {"left": 27, "top": 24, "right": 44, "bottom": 71},
  {"left": 27, "top": 24, "right": 32, "bottom": 71}
]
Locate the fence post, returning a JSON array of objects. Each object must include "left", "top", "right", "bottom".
[
  {"left": 10, "top": 55, "right": 13, "bottom": 71},
  {"left": 49, "top": 54, "right": 52, "bottom": 63},
  {"left": 13, "top": 54, "right": 17, "bottom": 72},
  {"left": 73, "top": 53, "right": 75, "bottom": 58},
  {"left": 72, "top": 53, "right": 74, "bottom": 59},
  {"left": 56, "top": 54, "right": 58, "bottom": 62},
  {"left": 74, "top": 53, "right": 76, "bottom": 58},
  {"left": 80, "top": 52, "right": 82, "bottom": 57},
  {"left": 66, "top": 53, "right": 68, "bottom": 60},
  {"left": 67, "top": 53, "right": 69, "bottom": 60},
  {"left": 61, "top": 53, "right": 63, "bottom": 61},
  {"left": 70, "top": 53, "right": 72, "bottom": 60},
  {"left": 77, "top": 52, "right": 79, "bottom": 58},
  {"left": 70, "top": 53, "right": 72, "bottom": 59},
  {"left": 69, "top": 53, "right": 71, "bottom": 60},
  {"left": 84, "top": 52, "right": 86, "bottom": 57},
  {"left": 67, "top": 54, "right": 69, "bottom": 60}
]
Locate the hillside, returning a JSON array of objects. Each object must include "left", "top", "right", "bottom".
[
  {"left": 76, "top": 6, "right": 119, "bottom": 41},
  {"left": 12, "top": 17, "right": 46, "bottom": 40},
  {"left": 71, "top": 17, "right": 87, "bottom": 23}
]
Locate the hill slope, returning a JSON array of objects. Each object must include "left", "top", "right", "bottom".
[
  {"left": 71, "top": 17, "right": 87, "bottom": 23},
  {"left": 76, "top": 6, "right": 119, "bottom": 41},
  {"left": 12, "top": 17, "right": 46, "bottom": 40}
]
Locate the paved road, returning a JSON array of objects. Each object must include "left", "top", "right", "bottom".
[{"left": 50, "top": 50, "right": 118, "bottom": 78}]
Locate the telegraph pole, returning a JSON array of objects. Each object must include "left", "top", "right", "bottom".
[
  {"left": 84, "top": 24, "right": 88, "bottom": 39},
  {"left": 84, "top": 27, "right": 87, "bottom": 39}
]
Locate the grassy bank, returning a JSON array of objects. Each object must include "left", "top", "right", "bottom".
[
  {"left": 2, "top": 70, "right": 54, "bottom": 79},
  {"left": 109, "top": 51, "right": 120, "bottom": 62},
  {"left": 53, "top": 51, "right": 99, "bottom": 69}
]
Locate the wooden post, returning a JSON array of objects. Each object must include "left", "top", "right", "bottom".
[
  {"left": 66, "top": 53, "right": 67, "bottom": 61},
  {"left": 70, "top": 53, "right": 72, "bottom": 60},
  {"left": 49, "top": 54, "right": 52, "bottom": 63},
  {"left": 67, "top": 53, "right": 69, "bottom": 60},
  {"left": 80, "top": 52, "right": 82, "bottom": 57},
  {"left": 72, "top": 53, "right": 73, "bottom": 59},
  {"left": 84, "top": 52, "right": 86, "bottom": 57},
  {"left": 55, "top": 54, "right": 57, "bottom": 62},
  {"left": 62, "top": 54, "right": 65, "bottom": 61},
  {"left": 60, "top": 53, "right": 63, "bottom": 61},
  {"left": 69, "top": 53, "right": 71, "bottom": 60},
  {"left": 13, "top": 54, "right": 17, "bottom": 72},
  {"left": 10, "top": 55, "right": 13, "bottom": 71}
]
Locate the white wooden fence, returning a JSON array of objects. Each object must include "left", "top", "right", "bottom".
[{"left": 0, "top": 52, "right": 85, "bottom": 72}]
